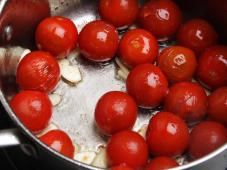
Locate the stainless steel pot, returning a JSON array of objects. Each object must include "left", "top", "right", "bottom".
[{"left": 0, "top": 0, "right": 226, "bottom": 170}]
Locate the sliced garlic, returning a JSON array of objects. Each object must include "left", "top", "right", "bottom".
[
  {"left": 115, "top": 58, "right": 130, "bottom": 75},
  {"left": 49, "top": 93, "right": 62, "bottom": 106},
  {"left": 117, "top": 69, "right": 128, "bottom": 81},
  {"left": 92, "top": 147, "right": 108, "bottom": 168},
  {"left": 137, "top": 124, "right": 148, "bottom": 139},
  {"left": 58, "top": 58, "right": 70, "bottom": 68},
  {"left": 36, "top": 123, "right": 59, "bottom": 137},
  {"left": 61, "top": 65, "right": 82, "bottom": 85},
  {"left": 74, "top": 151, "right": 96, "bottom": 165}
]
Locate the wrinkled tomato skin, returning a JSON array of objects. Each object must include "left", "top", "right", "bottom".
[
  {"left": 189, "top": 121, "right": 227, "bottom": 159},
  {"left": 145, "top": 157, "right": 179, "bottom": 170},
  {"left": 119, "top": 29, "right": 158, "bottom": 68},
  {"left": 164, "top": 82, "right": 207, "bottom": 123},
  {"left": 36, "top": 16, "right": 78, "bottom": 58},
  {"left": 146, "top": 112, "right": 190, "bottom": 157},
  {"left": 39, "top": 130, "right": 75, "bottom": 158},
  {"left": 99, "top": 0, "right": 139, "bottom": 28},
  {"left": 16, "top": 51, "right": 60, "bottom": 93},
  {"left": 10, "top": 91, "right": 52, "bottom": 133},
  {"left": 107, "top": 130, "right": 149, "bottom": 169},
  {"left": 177, "top": 19, "right": 218, "bottom": 55},
  {"left": 138, "top": 0, "right": 182, "bottom": 39},
  {"left": 126, "top": 64, "right": 168, "bottom": 108},
  {"left": 197, "top": 45, "right": 227, "bottom": 90},
  {"left": 95, "top": 91, "right": 137, "bottom": 136},
  {"left": 78, "top": 20, "right": 119, "bottom": 62},
  {"left": 110, "top": 164, "right": 134, "bottom": 170},
  {"left": 208, "top": 87, "right": 227, "bottom": 126},
  {"left": 157, "top": 46, "right": 197, "bottom": 82}
]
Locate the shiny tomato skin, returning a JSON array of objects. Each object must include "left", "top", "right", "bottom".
[
  {"left": 35, "top": 16, "right": 78, "bottom": 58},
  {"left": 107, "top": 130, "right": 149, "bottom": 169},
  {"left": 126, "top": 64, "right": 169, "bottom": 108},
  {"left": 95, "top": 91, "right": 137, "bottom": 136},
  {"left": 39, "top": 130, "right": 75, "bottom": 158},
  {"left": 16, "top": 51, "right": 60, "bottom": 93},
  {"left": 164, "top": 82, "right": 207, "bottom": 123},
  {"left": 146, "top": 112, "right": 190, "bottom": 157},
  {"left": 197, "top": 45, "right": 227, "bottom": 90},
  {"left": 119, "top": 29, "right": 158, "bottom": 68},
  {"left": 99, "top": 0, "right": 139, "bottom": 28},
  {"left": 10, "top": 91, "right": 52, "bottom": 133},
  {"left": 145, "top": 157, "right": 179, "bottom": 170},
  {"left": 189, "top": 121, "right": 227, "bottom": 159},
  {"left": 157, "top": 46, "right": 197, "bottom": 82},
  {"left": 110, "top": 164, "right": 134, "bottom": 170},
  {"left": 138, "top": 0, "right": 182, "bottom": 39},
  {"left": 177, "top": 19, "right": 218, "bottom": 55},
  {"left": 207, "top": 87, "right": 227, "bottom": 126},
  {"left": 78, "top": 20, "right": 119, "bottom": 62}
]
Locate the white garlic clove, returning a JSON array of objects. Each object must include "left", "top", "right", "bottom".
[
  {"left": 61, "top": 65, "right": 82, "bottom": 85},
  {"left": 49, "top": 93, "right": 62, "bottom": 106},
  {"left": 92, "top": 147, "right": 108, "bottom": 168},
  {"left": 74, "top": 151, "right": 96, "bottom": 165}
]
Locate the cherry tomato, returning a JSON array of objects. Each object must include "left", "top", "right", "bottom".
[
  {"left": 126, "top": 64, "right": 168, "bottom": 108},
  {"left": 119, "top": 29, "right": 158, "bottom": 68},
  {"left": 146, "top": 112, "right": 189, "bottom": 157},
  {"left": 16, "top": 51, "right": 60, "bottom": 93},
  {"left": 95, "top": 91, "right": 137, "bottom": 136},
  {"left": 39, "top": 130, "right": 75, "bottom": 158},
  {"left": 189, "top": 121, "right": 227, "bottom": 159},
  {"left": 99, "top": 0, "right": 139, "bottom": 28},
  {"left": 207, "top": 87, "right": 227, "bottom": 126},
  {"left": 78, "top": 20, "right": 118, "bottom": 62},
  {"left": 164, "top": 82, "right": 207, "bottom": 123},
  {"left": 157, "top": 46, "right": 197, "bottom": 82},
  {"left": 138, "top": 0, "right": 182, "bottom": 40},
  {"left": 110, "top": 164, "right": 134, "bottom": 170},
  {"left": 10, "top": 91, "right": 52, "bottom": 133},
  {"left": 197, "top": 45, "right": 227, "bottom": 90},
  {"left": 177, "top": 19, "right": 218, "bottom": 55},
  {"left": 35, "top": 16, "right": 78, "bottom": 58},
  {"left": 107, "top": 130, "right": 149, "bottom": 169},
  {"left": 145, "top": 157, "right": 179, "bottom": 170}
]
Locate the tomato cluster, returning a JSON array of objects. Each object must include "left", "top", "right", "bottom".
[{"left": 9, "top": 0, "right": 227, "bottom": 169}]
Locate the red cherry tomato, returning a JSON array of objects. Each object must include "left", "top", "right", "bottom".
[
  {"left": 197, "top": 45, "right": 227, "bottom": 90},
  {"left": 110, "top": 164, "right": 134, "bottom": 170},
  {"left": 107, "top": 130, "right": 149, "bottom": 169},
  {"left": 164, "top": 82, "right": 207, "bottom": 123},
  {"left": 36, "top": 16, "right": 78, "bottom": 58},
  {"left": 157, "top": 46, "right": 197, "bottom": 82},
  {"left": 119, "top": 29, "right": 158, "bottom": 68},
  {"left": 10, "top": 91, "right": 52, "bottom": 133},
  {"left": 145, "top": 157, "right": 179, "bottom": 170},
  {"left": 189, "top": 121, "right": 227, "bottom": 159},
  {"left": 138, "top": 0, "right": 182, "bottom": 39},
  {"left": 207, "top": 87, "right": 227, "bottom": 126},
  {"left": 126, "top": 64, "right": 168, "bottom": 108},
  {"left": 177, "top": 19, "right": 218, "bottom": 55},
  {"left": 16, "top": 51, "right": 60, "bottom": 93},
  {"left": 78, "top": 20, "right": 119, "bottom": 62},
  {"left": 99, "top": 0, "right": 139, "bottom": 28},
  {"left": 95, "top": 91, "right": 137, "bottom": 136},
  {"left": 39, "top": 130, "right": 75, "bottom": 158},
  {"left": 146, "top": 112, "right": 190, "bottom": 157}
]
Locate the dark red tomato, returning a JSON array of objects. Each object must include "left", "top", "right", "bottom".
[
  {"left": 146, "top": 112, "right": 189, "bottom": 157},
  {"left": 107, "top": 130, "right": 149, "bottom": 169},
  {"left": 39, "top": 130, "right": 75, "bottom": 158},
  {"left": 138, "top": 0, "right": 182, "bottom": 40},
  {"left": 197, "top": 45, "right": 227, "bottom": 89},
  {"left": 177, "top": 19, "right": 218, "bottom": 55},
  {"left": 110, "top": 164, "right": 134, "bottom": 170},
  {"left": 36, "top": 16, "right": 78, "bottom": 58},
  {"left": 145, "top": 157, "right": 179, "bottom": 170},
  {"left": 189, "top": 121, "right": 227, "bottom": 159},
  {"left": 119, "top": 29, "right": 158, "bottom": 68},
  {"left": 164, "top": 82, "right": 207, "bottom": 123},
  {"left": 99, "top": 0, "right": 139, "bottom": 28},
  {"left": 126, "top": 64, "right": 168, "bottom": 108},
  {"left": 16, "top": 51, "right": 60, "bottom": 93},
  {"left": 95, "top": 91, "right": 137, "bottom": 136},
  {"left": 78, "top": 20, "right": 118, "bottom": 62},
  {"left": 207, "top": 87, "right": 227, "bottom": 126},
  {"left": 10, "top": 91, "right": 52, "bottom": 133},
  {"left": 157, "top": 46, "right": 197, "bottom": 82}
]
